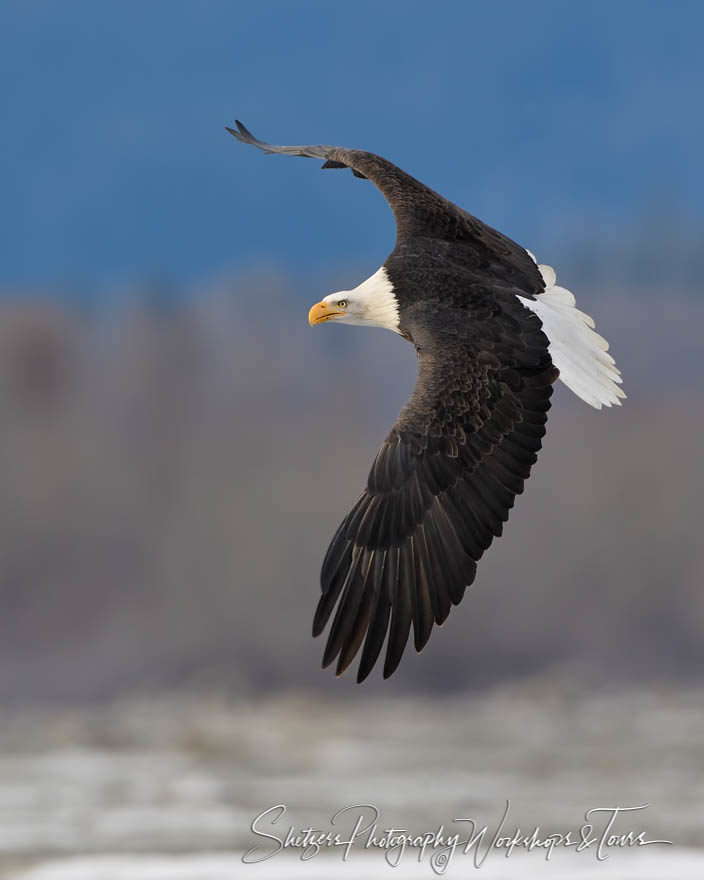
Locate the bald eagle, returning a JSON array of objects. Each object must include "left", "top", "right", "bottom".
[{"left": 227, "top": 121, "right": 624, "bottom": 682}]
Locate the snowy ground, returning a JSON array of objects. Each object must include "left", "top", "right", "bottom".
[
  {"left": 1, "top": 685, "right": 702, "bottom": 878},
  {"left": 12, "top": 849, "right": 704, "bottom": 880}
]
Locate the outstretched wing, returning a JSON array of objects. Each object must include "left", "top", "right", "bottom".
[
  {"left": 228, "top": 120, "right": 487, "bottom": 244},
  {"left": 228, "top": 120, "right": 545, "bottom": 293},
  {"left": 314, "top": 294, "right": 557, "bottom": 681}
]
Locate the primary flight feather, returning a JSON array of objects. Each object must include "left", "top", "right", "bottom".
[{"left": 227, "top": 120, "right": 625, "bottom": 682}]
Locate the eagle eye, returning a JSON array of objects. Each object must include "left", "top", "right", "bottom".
[{"left": 337, "top": 300, "right": 348, "bottom": 308}]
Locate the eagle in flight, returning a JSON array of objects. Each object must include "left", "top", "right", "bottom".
[{"left": 227, "top": 121, "right": 624, "bottom": 682}]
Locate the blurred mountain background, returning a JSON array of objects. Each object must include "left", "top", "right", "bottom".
[{"left": 0, "top": 0, "right": 702, "bottom": 701}]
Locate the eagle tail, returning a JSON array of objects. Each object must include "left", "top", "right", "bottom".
[{"left": 520, "top": 264, "right": 625, "bottom": 410}]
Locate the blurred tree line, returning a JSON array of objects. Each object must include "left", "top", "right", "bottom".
[{"left": 0, "top": 269, "right": 702, "bottom": 701}]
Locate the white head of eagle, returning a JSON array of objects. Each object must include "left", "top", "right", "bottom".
[{"left": 309, "top": 266, "right": 401, "bottom": 333}]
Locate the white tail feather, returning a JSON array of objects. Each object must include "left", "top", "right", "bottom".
[{"left": 519, "top": 259, "right": 625, "bottom": 410}]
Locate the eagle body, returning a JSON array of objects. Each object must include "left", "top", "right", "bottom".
[{"left": 228, "top": 121, "right": 624, "bottom": 682}]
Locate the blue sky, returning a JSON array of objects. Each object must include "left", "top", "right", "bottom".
[{"left": 1, "top": 0, "right": 702, "bottom": 290}]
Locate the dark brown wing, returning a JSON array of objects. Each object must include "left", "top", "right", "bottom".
[
  {"left": 314, "top": 295, "right": 556, "bottom": 681},
  {"left": 228, "top": 120, "right": 494, "bottom": 244}
]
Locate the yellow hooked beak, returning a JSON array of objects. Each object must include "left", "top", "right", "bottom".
[{"left": 308, "top": 301, "right": 345, "bottom": 326}]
